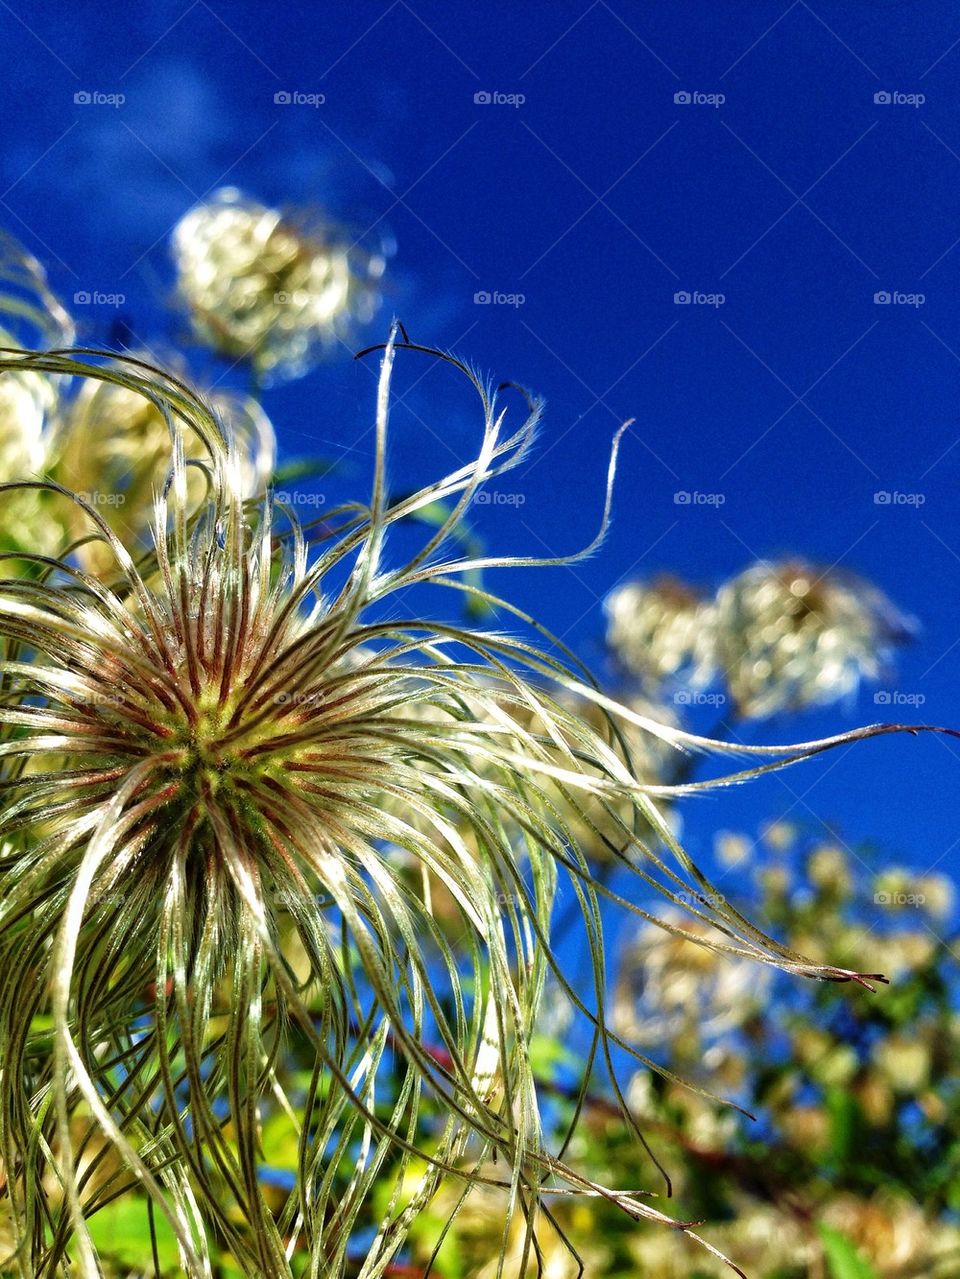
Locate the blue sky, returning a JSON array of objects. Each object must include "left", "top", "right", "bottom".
[{"left": 2, "top": 0, "right": 959, "bottom": 914}]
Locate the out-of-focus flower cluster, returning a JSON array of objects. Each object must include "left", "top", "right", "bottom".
[
  {"left": 607, "top": 559, "right": 912, "bottom": 719},
  {"left": 172, "top": 187, "right": 386, "bottom": 381},
  {"left": 613, "top": 912, "right": 772, "bottom": 1066},
  {"left": 404, "top": 821, "right": 960, "bottom": 1278}
]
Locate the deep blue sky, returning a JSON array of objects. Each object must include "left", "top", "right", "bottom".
[{"left": 2, "top": 1, "right": 959, "bottom": 922}]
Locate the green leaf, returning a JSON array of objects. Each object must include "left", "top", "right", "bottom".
[
  {"left": 825, "top": 1086, "right": 859, "bottom": 1170},
  {"left": 819, "top": 1223, "right": 880, "bottom": 1279},
  {"left": 85, "top": 1195, "right": 182, "bottom": 1274},
  {"left": 528, "top": 1031, "right": 577, "bottom": 1076},
  {"left": 272, "top": 457, "right": 341, "bottom": 484}
]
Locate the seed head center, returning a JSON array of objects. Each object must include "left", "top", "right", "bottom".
[{"left": 180, "top": 702, "right": 238, "bottom": 788}]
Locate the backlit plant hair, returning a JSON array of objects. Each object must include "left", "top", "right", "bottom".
[{"left": 0, "top": 334, "right": 951, "bottom": 1278}]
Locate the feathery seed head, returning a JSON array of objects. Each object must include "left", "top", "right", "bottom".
[
  {"left": 0, "top": 337, "right": 938, "bottom": 1278},
  {"left": 605, "top": 574, "right": 718, "bottom": 691},
  {"left": 715, "top": 558, "right": 912, "bottom": 718},
  {"left": 172, "top": 187, "right": 385, "bottom": 381}
]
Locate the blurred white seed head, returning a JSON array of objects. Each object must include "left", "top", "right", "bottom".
[
  {"left": 172, "top": 187, "right": 385, "bottom": 381},
  {"left": 605, "top": 575, "right": 718, "bottom": 690},
  {"left": 715, "top": 829, "right": 752, "bottom": 869},
  {"left": 0, "top": 350, "right": 55, "bottom": 477},
  {"left": 916, "top": 872, "right": 955, "bottom": 920},
  {"left": 57, "top": 364, "right": 275, "bottom": 493},
  {"left": 715, "top": 559, "right": 911, "bottom": 719},
  {"left": 51, "top": 352, "right": 275, "bottom": 570},
  {"left": 0, "top": 235, "right": 73, "bottom": 554},
  {"left": 872, "top": 1034, "right": 931, "bottom": 1093},
  {"left": 760, "top": 819, "right": 797, "bottom": 853},
  {"left": 807, "top": 843, "right": 852, "bottom": 897},
  {"left": 0, "top": 233, "right": 73, "bottom": 480},
  {"left": 613, "top": 912, "right": 772, "bottom": 1050}
]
